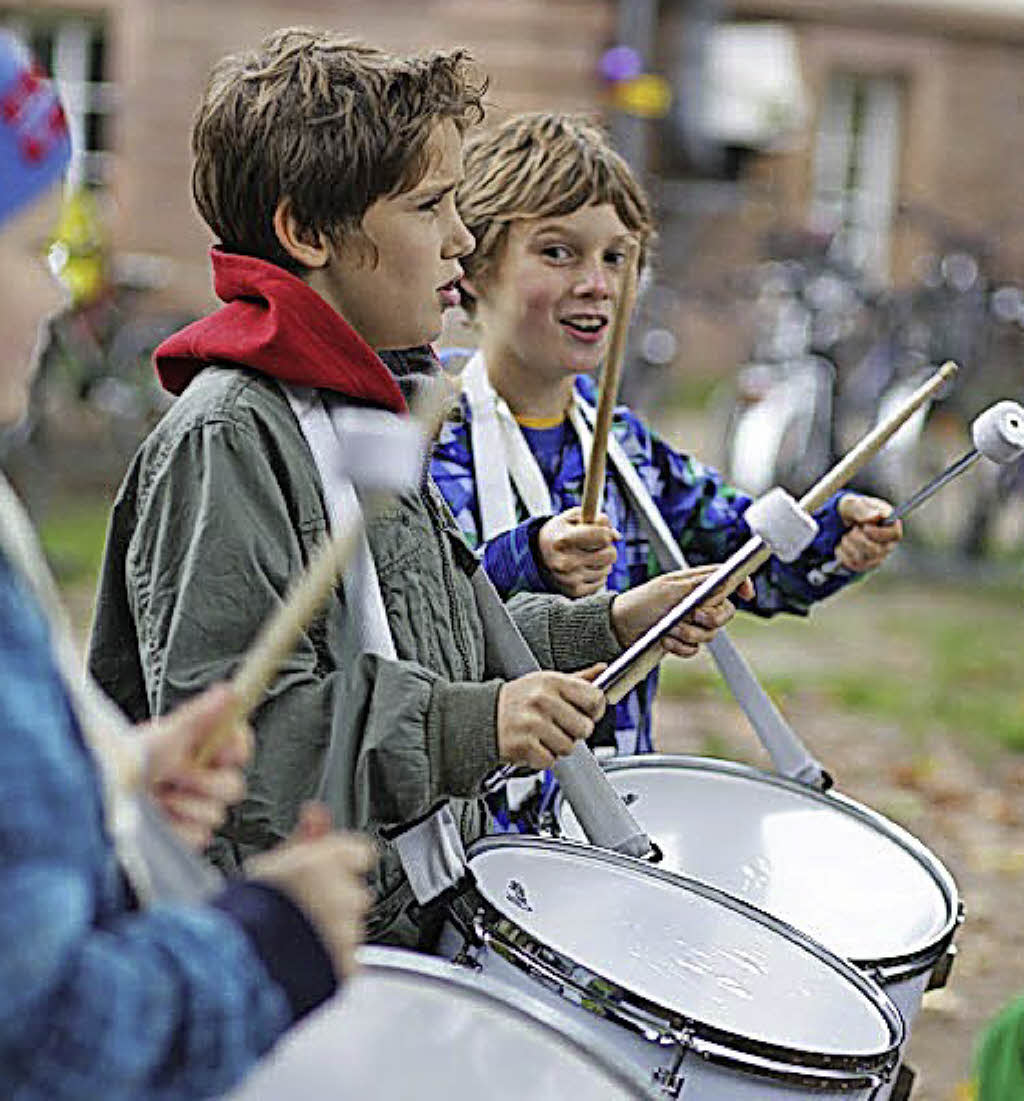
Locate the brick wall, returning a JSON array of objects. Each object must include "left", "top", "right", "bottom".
[{"left": 9, "top": 0, "right": 612, "bottom": 311}]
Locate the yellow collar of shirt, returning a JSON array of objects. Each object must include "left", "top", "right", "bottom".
[{"left": 514, "top": 411, "right": 567, "bottom": 429}]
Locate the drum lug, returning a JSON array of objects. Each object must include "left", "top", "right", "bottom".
[
  {"left": 449, "top": 909, "right": 485, "bottom": 971},
  {"left": 926, "top": 945, "right": 957, "bottom": 991},
  {"left": 452, "top": 943, "right": 482, "bottom": 971},
  {"left": 651, "top": 1029, "right": 698, "bottom": 1098},
  {"left": 652, "top": 1066, "right": 685, "bottom": 1098},
  {"left": 889, "top": 1061, "right": 916, "bottom": 1101},
  {"left": 652, "top": 1044, "right": 689, "bottom": 1099}
]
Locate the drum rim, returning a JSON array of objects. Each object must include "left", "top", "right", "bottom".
[
  {"left": 557, "top": 753, "right": 963, "bottom": 977},
  {"left": 355, "top": 946, "right": 661, "bottom": 1099},
  {"left": 459, "top": 835, "right": 904, "bottom": 1085}
]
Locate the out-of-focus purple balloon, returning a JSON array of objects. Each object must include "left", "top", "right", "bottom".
[{"left": 599, "top": 45, "right": 643, "bottom": 83}]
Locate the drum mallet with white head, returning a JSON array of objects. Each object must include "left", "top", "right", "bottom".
[
  {"left": 596, "top": 361, "right": 959, "bottom": 704},
  {"left": 879, "top": 399, "right": 1024, "bottom": 527},
  {"left": 595, "top": 487, "right": 819, "bottom": 704},
  {"left": 807, "top": 398, "right": 1024, "bottom": 588}
]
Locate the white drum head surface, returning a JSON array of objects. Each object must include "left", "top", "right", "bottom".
[
  {"left": 472, "top": 841, "right": 894, "bottom": 1058},
  {"left": 559, "top": 760, "right": 952, "bottom": 964},
  {"left": 228, "top": 948, "right": 655, "bottom": 1100}
]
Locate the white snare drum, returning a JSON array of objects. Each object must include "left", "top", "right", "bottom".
[
  {"left": 556, "top": 756, "right": 961, "bottom": 1082},
  {"left": 228, "top": 946, "right": 659, "bottom": 1099},
  {"left": 442, "top": 836, "right": 903, "bottom": 1099}
]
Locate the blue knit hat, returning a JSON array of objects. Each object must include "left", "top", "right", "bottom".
[{"left": 0, "top": 31, "right": 71, "bottom": 226}]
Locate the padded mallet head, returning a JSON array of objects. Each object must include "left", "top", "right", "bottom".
[
  {"left": 971, "top": 400, "right": 1024, "bottom": 464},
  {"left": 745, "top": 487, "right": 820, "bottom": 562},
  {"left": 331, "top": 408, "right": 427, "bottom": 493}
]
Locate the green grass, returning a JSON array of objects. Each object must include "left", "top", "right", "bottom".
[
  {"left": 658, "top": 577, "right": 1024, "bottom": 752},
  {"left": 34, "top": 485, "right": 1024, "bottom": 754},
  {"left": 37, "top": 496, "right": 111, "bottom": 584}
]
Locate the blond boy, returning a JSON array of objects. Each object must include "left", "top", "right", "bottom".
[{"left": 432, "top": 113, "right": 902, "bottom": 809}]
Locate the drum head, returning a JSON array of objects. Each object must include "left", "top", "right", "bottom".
[
  {"left": 228, "top": 947, "right": 657, "bottom": 1099},
  {"left": 557, "top": 757, "right": 955, "bottom": 965},
  {"left": 470, "top": 837, "right": 898, "bottom": 1061}
]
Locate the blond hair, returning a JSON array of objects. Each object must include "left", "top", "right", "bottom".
[
  {"left": 457, "top": 112, "right": 654, "bottom": 309},
  {"left": 191, "top": 27, "right": 486, "bottom": 272}
]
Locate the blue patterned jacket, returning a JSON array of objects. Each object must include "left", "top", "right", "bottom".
[
  {"left": 432, "top": 373, "right": 854, "bottom": 759},
  {"left": 0, "top": 554, "right": 334, "bottom": 1099}
]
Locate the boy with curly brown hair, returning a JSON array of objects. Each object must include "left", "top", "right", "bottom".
[{"left": 89, "top": 31, "right": 736, "bottom": 946}]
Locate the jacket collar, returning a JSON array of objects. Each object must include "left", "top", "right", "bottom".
[{"left": 154, "top": 248, "right": 406, "bottom": 413}]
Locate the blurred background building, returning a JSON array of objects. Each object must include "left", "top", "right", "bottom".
[
  {"left": 8, "top": 0, "right": 1024, "bottom": 551},
  {"left": 8, "top": 0, "right": 1024, "bottom": 356}
]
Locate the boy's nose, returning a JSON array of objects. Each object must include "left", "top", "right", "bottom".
[
  {"left": 445, "top": 211, "right": 475, "bottom": 259},
  {"left": 574, "top": 261, "right": 612, "bottom": 299}
]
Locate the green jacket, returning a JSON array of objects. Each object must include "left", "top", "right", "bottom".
[{"left": 88, "top": 365, "right": 621, "bottom": 944}]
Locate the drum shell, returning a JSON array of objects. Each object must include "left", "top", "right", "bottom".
[
  {"left": 554, "top": 755, "right": 962, "bottom": 1095},
  {"left": 443, "top": 836, "right": 903, "bottom": 1100},
  {"left": 228, "top": 946, "right": 660, "bottom": 1099},
  {"left": 439, "top": 932, "right": 884, "bottom": 1100}
]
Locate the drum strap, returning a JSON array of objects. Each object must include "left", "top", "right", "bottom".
[
  {"left": 282, "top": 384, "right": 396, "bottom": 660},
  {"left": 469, "top": 569, "right": 651, "bottom": 858},
  {"left": 572, "top": 393, "right": 831, "bottom": 789},
  {"left": 461, "top": 351, "right": 553, "bottom": 539},
  {"left": 284, "top": 384, "right": 471, "bottom": 903},
  {"left": 382, "top": 801, "right": 470, "bottom": 909}
]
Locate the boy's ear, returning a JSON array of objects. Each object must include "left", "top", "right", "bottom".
[{"left": 273, "top": 197, "right": 330, "bottom": 269}]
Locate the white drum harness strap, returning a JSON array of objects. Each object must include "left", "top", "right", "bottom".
[
  {"left": 288, "top": 380, "right": 650, "bottom": 916},
  {"left": 460, "top": 352, "right": 830, "bottom": 789}
]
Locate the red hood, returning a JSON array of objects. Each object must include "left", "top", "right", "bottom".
[{"left": 154, "top": 249, "right": 406, "bottom": 413}]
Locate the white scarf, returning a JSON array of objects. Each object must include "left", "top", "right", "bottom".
[{"left": 460, "top": 351, "right": 595, "bottom": 537}]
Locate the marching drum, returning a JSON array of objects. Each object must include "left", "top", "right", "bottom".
[
  {"left": 228, "top": 946, "right": 659, "bottom": 1099},
  {"left": 441, "top": 836, "right": 903, "bottom": 1099},
  {"left": 557, "top": 756, "right": 961, "bottom": 1075}
]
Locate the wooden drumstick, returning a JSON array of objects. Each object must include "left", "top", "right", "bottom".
[
  {"left": 193, "top": 380, "right": 455, "bottom": 768},
  {"left": 579, "top": 241, "right": 640, "bottom": 522},
  {"left": 596, "top": 360, "right": 959, "bottom": 705}
]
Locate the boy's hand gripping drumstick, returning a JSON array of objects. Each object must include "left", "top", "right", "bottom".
[
  {"left": 596, "top": 360, "right": 959, "bottom": 705},
  {"left": 579, "top": 241, "right": 640, "bottom": 522},
  {"left": 808, "top": 398, "right": 1024, "bottom": 586},
  {"left": 193, "top": 380, "right": 455, "bottom": 767}
]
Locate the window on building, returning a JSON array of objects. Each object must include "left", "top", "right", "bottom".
[
  {"left": 1, "top": 11, "right": 113, "bottom": 189},
  {"left": 812, "top": 72, "right": 903, "bottom": 282}
]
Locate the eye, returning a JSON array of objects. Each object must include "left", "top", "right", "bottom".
[
  {"left": 418, "top": 193, "right": 444, "bottom": 213},
  {"left": 541, "top": 243, "right": 573, "bottom": 262},
  {"left": 605, "top": 249, "right": 628, "bottom": 267}
]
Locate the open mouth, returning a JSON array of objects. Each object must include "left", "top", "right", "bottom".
[
  {"left": 560, "top": 315, "right": 609, "bottom": 342},
  {"left": 437, "top": 278, "right": 462, "bottom": 309}
]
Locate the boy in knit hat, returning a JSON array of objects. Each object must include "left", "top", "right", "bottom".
[
  {"left": 88, "top": 30, "right": 741, "bottom": 947},
  {"left": 0, "top": 31, "right": 375, "bottom": 1098}
]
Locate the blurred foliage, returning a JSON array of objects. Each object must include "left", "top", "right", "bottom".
[{"left": 38, "top": 495, "right": 110, "bottom": 584}]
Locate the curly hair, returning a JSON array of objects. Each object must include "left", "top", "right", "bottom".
[{"left": 191, "top": 27, "right": 486, "bottom": 273}]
